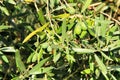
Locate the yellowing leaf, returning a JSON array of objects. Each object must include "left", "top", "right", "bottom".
[
  {"left": 22, "top": 22, "right": 49, "bottom": 43},
  {"left": 53, "top": 13, "right": 70, "bottom": 19},
  {"left": 24, "top": 0, "right": 35, "bottom": 3}
]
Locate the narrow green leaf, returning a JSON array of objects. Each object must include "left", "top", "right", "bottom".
[
  {"left": 66, "top": 54, "right": 75, "bottom": 64},
  {"left": 100, "top": 52, "right": 113, "bottom": 61},
  {"left": 73, "top": 48, "right": 96, "bottom": 54},
  {"left": 0, "top": 51, "right": 9, "bottom": 63},
  {"left": 38, "top": 8, "right": 46, "bottom": 25},
  {"left": 94, "top": 54, "right": 108, "bottom": 77},
  {"left": 88, "top": 28, "right": 95, "bottom": 36},
  {"left": 0, "top": 47, "right": 16, "bottom": 52},
  {"left": 29, "top": 57, "right": 50, "bottom": 74},
  {"left": 11, "top": 77, "right": 20, "bottom": 80},
  {"left": 65, "top": 6, "right": 75, "bottom": 14},
  {"left": 109, "top": 73, "right": 117, "bottom": 80},
  {"left": 38, "top": 48, "right": 43, "bottom": 63},
  {"left": 27, "top": 52, "right": 35, "bottom": 63},
  {"left": 15, "top": 50, "right": 26, "bottom": 72},
  {"left": 53, "top": 3, "right": 76, "bottom": 12},
  {"left": 102, "top": 45, "right": 120, "bottom": 52},
  {"left": 8, "top": 0, "right": 16, "bottom": 5},
  {"left": 95, "top": 3, "right": 106, "bottom": 13},
  {"left": 0, "top": 25, "right": 13, "bottom": 30},
  {"left": 62, "top": 19, "right": 67, "bottom": 44},
  {"left": 107, "top": 66, "right": 120, "bottom": 72},
  {"left": 53, "top": 53, "right": 61, "bottom": 63},
  {"left": 32, "top": 52, "right": 38, "bottom": 62},
  {"left": 29, "top": 67, "right": 53, "bottom": 75},
  {"left": 22, "top": 22, "right": 49, "bottom": 43},
  {"left": 81, "top": 0, "right": 92, "bottom": 13},
  {"left": 80, "top": 31, "right": 87, "bottom": 39},
  {"left": 0, "top": 6, "right": 9, "bottom": 16}
]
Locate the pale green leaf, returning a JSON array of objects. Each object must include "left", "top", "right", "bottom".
[
  {"left": 0, "top": 6, "right": 9, "bottom": 16},
  {"left": 0, "top": 25, "right": 13, "bottom": 30},
  {"left": 0, "top": 47, "right": 16, "bottom": 52},
  {"left": 94, "top": 54, "right": 108, "bottom": 80},
  {"left": 62, "top": 19, "right": 67, "bottom": 44},
  {"left": 107, "top": 66, "right": 120, "bottom": 72},
  {"left": 53, "top": 53, "right": 61, "bottom": 63},
  {"left": 73, "top": 48, "right": 96, "bottom": 54},
  {"left": 81, "top": 0, "right": 92, "bottom": 13},
  {"left": 8, "top": 0, "right": 16, "bottom": 5}
]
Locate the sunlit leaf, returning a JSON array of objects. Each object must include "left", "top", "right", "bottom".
[
  {"left": 0, "top": 51, "right": 9, "bottom": 63},
  {"left": 7, "top": 0, "right": 16, "bottom": 5},
  {"left": 23, "top": 22, "right": 49, "bottom": 43},
  {"left": 0, "top": 6, "right": 9, "bottom": 16},
  {"left": 81, "top": 0, "right": 92, "bottom": 13},
  {"left": 81, "top": 68, "right": 91, "bottom": 74},
  {"left": 94, "top": 54, "right": 109, "bottom": 80},
  {"left": 100, "top": 52, "right": 113, "bottom": 61},
  {"left": 73, "top": 48, "right": 96, "bottom": 54},
  {"left": 0, "top": 47, "right": 16, "bottom": 52},
  {"left": 53, "top": 53, "right": 61, "bottom": 63}
]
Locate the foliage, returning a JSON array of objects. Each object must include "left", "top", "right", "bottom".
[{"left": 0, "top": 0, "right": 120, "bottom": 80}]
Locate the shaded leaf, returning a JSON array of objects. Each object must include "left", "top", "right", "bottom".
[
  {"left": 15, "top": 50, "right": 26, "bottom": 72},
  {"left": 38, "top": 8, "right": 46, "bottom": 25},
  {"left": 107, "top": 65, "right": 120, "bottom": 72},
  {"left": 0, "top": 25, "right": 13, "bottom": 31}
]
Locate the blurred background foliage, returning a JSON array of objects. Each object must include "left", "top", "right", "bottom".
[{"left": 0, "top": 0, "right": 120, "bottom": 80}]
